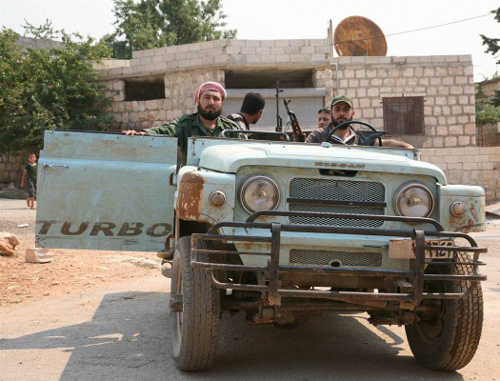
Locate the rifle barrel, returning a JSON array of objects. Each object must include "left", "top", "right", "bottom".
[
  {"left": 275, "top": 81, "right": 283, "bottom": 132},
  {"left": 283, "top": 98, "right": 305, "bottom": 142}
]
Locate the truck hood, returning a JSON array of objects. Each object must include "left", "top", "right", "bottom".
[{"left": 198, "top": 143, "right": 447, "bottom": 184}]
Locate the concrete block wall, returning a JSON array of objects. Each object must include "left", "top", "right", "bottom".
[
  {"left": 421, "top": 147, "right": 500, "bottom": 201},
  {"left": 313, "top": 68, "right": 336, "bottom": 104},
  {"left": 101, "top": 80, "right": 126, "bottom": 102},
  {"left": 92, "top": 59, "right": 130, "bottom": 71},
  {"left": 0, "top": 155, "right": 24, "bottom": 186},
  {"left": 98, "top": 38, "right": 332, "bottom": 80},
  {"left": 216, "top": 38, "right": 331, "bottom": 66},
  {"left": 105, "top": 69, "right": 224, "bottom": 131},
  {"left": 331, "top": 55, "right": 476, "bottom": 149}
]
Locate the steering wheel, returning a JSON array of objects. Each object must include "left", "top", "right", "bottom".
[{"left": 326, "top": 120, "right": 387, "bottom": 147}]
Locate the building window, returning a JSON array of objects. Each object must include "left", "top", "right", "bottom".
[
  {"left": 124, "top": 77, "right": 165, "bottom": 101},
  {"left": 225, "top": 69, "right": 313, "bottom": 89},
  {"left": 383, "top": 96, "right": 424, "bottom": 135}
]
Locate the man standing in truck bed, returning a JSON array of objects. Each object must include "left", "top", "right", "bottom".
[
  {"left": 227, "top": 91, "right": 266, "bottom": 130},
  {"left": 123, "top": 81, "right": 242, "bottom": 165}
]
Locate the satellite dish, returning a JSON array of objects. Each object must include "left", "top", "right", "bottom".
[{"left": 334, "top": 16, "right": 387, "bottom": 56}]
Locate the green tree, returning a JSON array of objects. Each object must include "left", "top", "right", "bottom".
[
  {"left": 104, "top": 0, "right": 237, "bottom": 59},
  {"left": 475, "top": 72, "right": 500, "bottom": 124},
  {"left": 480, "top": 6, "right": 500, "bottom": 107},
  {"left": 0, "top": 23, "right": 113, "bottom": 155},
  {"left": 480, "top": 7, "right": 500, "bottom": 65}
]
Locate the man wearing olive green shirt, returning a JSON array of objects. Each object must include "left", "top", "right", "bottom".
[{"left": 123, "top": 81, "right": 242, "bottom": 165}]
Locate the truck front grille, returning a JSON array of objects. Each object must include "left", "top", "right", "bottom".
[
  {"left": 288, "top": 178, "right": 385, "bottom": 227},
  {"left": 290, "top": 249, "right": 382, "bottom": 267}
]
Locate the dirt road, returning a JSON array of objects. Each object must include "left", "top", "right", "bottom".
[
  {"left": 1, "top": 199, "right": 499, "bottom": 380},
  {"left": 0, "top": 199, "right": 162, "bottom": 306}
]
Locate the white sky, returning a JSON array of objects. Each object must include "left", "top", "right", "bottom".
[{"left": 1, "top": 0, "right": 499, "bottom": 81}]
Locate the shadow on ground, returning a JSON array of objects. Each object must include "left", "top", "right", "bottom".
[{"left": 1, "top": 289, "right": 466, "bottom": 381}]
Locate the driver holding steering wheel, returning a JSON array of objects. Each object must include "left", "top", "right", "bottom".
[{"left": 306, "top": 95, "right": 413, "bottom": 149}]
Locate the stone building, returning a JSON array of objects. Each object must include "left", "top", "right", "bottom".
[{"left": 96, "top": 38, "right": 477, "bottom": 151}]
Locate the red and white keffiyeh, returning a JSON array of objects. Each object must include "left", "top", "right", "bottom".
[{"left": 194, "top": 81, "right": 227, "bottom": 107}]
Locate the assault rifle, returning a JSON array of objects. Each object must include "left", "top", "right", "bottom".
[{"left": 283, "top": 99, "right": 306, "bottom": 142}]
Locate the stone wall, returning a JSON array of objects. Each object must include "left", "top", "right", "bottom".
[
  {"left": 0, "top": 155, "right": 24, "bottom": 187},
  {"left": 421, "top": 147, "right": 500, "bottom": 201},
  {"left": 96, "top": 39, "right": 332, "bottom": 80},
  {"left": 332, "top": 55, "right": 476, "bottom": 149}
]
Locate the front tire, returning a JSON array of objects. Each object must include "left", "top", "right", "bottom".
[
  {"left": 405, "top": 252, "right": 484, "bottom": 371},
  {"left": 171, "top": 236, "right": 220, "bottom": 371}
]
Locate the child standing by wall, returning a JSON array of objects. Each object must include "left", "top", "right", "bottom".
[{"left": 20, "top": 153, "right": 38, "bottom": 210}]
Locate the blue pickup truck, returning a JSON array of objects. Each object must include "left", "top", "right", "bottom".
[{"left": 36, "top": 129, "right": 487, "bottom": 372}]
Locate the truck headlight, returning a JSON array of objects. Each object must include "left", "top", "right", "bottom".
[
  {"left": 394, "top": 183, "right": 434, "bottom": 218},
  {"left": 239, "top": 175, "right": 280, "bottom": 214}
]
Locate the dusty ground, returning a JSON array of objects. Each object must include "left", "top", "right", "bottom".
[{"left": 0, "top": 199, "right": 162, "bottom": 307}]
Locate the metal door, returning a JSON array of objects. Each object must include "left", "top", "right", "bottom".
[{"left": 36, "top": 131, "right": 177, "bottom": 252}]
